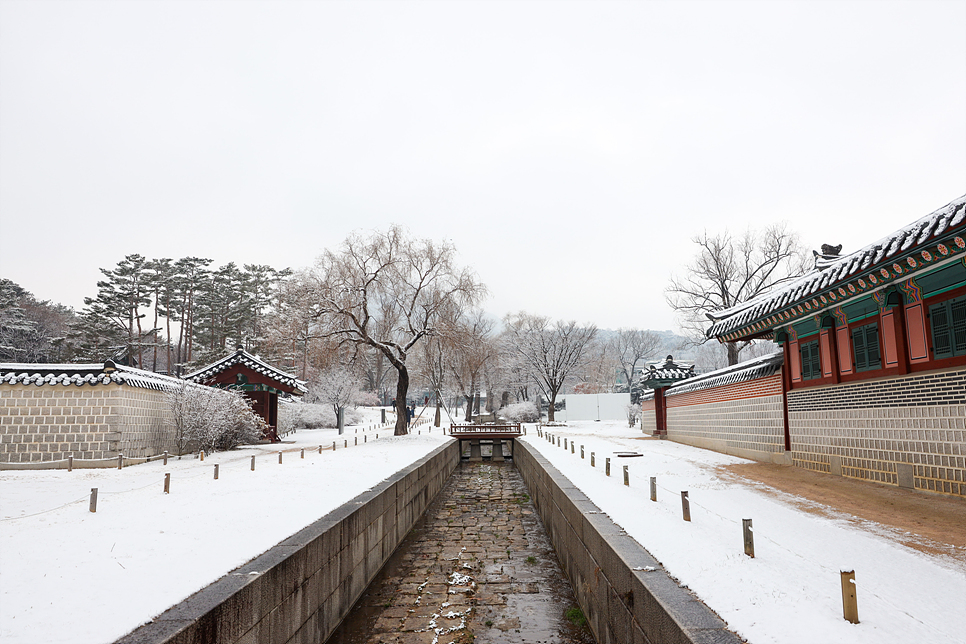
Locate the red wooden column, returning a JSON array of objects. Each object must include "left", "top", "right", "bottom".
[{"left": 654, "top": 389, "right": 667, "bottom": 435}]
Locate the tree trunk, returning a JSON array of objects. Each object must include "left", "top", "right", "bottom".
[
  {"left": 547, "top": 392, "right": 557, "bottom": 422},
  {"left": 727, "top": 342, "right": 741, "bottom": 366},
  {"left": 394, "top": 366, "right": 410, "bottom": 436},
  {"left": 434, "top": 402, "right": 441, "bottom": 427}
]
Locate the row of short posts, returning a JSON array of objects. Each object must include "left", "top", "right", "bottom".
[{"left": 550, "top": 434, "right": 859, "bottom": 625}]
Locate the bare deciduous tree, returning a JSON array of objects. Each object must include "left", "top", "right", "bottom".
[
  {"left": 666, "top": 223, "right": 808, "bottom": 365},
  {"left": 502, "top": 313, "right": 598, "bottom": 422},
  {"left": 299, "top": 226, "right": 486, "bottom": 435},
  {"left": 611, "top": 328, "right": 662, "bottom": 394}
]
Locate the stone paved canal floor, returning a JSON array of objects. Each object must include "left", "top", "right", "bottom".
[{"left": 325, "top": 461, "right": 596, "bottom": 644}]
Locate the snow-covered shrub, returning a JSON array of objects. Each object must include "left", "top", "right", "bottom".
[
  {"left": 167, "top": 384, "right": 263, "bottom": 454},
  {"left": 626, "top": 403, "right": 642, "bottom": 428},
  {"left": 277, "top": 401, "right": 366, "bottom": 430},
  {"left": 354, "top": 390, "right": 380, "bottom": 407},
  {"left": 501, "top": 401, "right": 540, "bottom": 423}
]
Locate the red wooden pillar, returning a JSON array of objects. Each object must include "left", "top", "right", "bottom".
[
  {"left": 654, "top": 388, "right": 667, "bottom": 435},
  {"left": 780, "top": 341, "right": 792, "bottom": 451}
]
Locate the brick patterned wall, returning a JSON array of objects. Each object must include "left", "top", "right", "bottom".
[
  {"left": 640, "top": 398, "right": 657, "bottom": 434},
  {"left": 788, "top": 367, "right": 966, "bottom": 497},
  {"left": 114, "top": 387, "right": 177, "bottom": 458},
  {"left": 665, "top": 392, "right": 787, "bottom": 460},
  {"left": 0, "top": 383, "right": 177, "bottom": 463},
  {"left": 666, "top": 374, "right": 783, "bottom": 407}
]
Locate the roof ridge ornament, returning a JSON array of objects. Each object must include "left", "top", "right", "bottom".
[{"left": 813, "top": 243, "right": 843, "bottom": 270}]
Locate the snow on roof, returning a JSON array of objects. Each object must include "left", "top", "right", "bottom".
[
  {"left": 707, "top": 195, "right": 966, "bottom": 341},
  {"left": 664, "top": 350, "right": 783, "bottom": 397},
  {"left": 0, "top": 361, "right": 187, "bottom": 392},
  {"left": 183, "top": 348, "right": 307, "bottom": 393}
]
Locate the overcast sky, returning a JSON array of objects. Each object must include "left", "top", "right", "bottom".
[{"left": 1, "top": 0, "right": 963, "bottom": 333}]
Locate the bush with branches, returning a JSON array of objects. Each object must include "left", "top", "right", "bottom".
[
  {"left": 167, "top": 383, "right": 264, "bottom": 454},
  {"left": 501, "top": 401, "right": 541, "bottom": 423}
]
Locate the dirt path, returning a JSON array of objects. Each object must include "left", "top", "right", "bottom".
[{"left": 718, "top": 461, "right": 966, "bottom": 560}]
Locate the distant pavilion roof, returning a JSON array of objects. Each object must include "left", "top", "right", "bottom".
[
  {"left": 183, "top": 348, "right": 307, "bottom": 393},
  {"left": 706, "top": 195, "right": 966, "bottom": 342},
  {"left": 640, "top": 355, "right": 695, "bottom": 390}
]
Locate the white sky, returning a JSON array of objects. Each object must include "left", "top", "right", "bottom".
[{"left": 1, "top": 0, "right": 964, "bottom": 332}]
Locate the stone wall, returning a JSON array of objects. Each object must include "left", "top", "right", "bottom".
[
  {"left": 515, "top": 440, "right": 741, "bottom": 644},
  {"left": 788, "top": 366, "right": 966, "bottom": 496},
  {"left": 115, "top": 440, "right": 460, "bottom": 644},
  {"left": 0, "top": 383, "right": 178, "bottom": 464},
  {"left": 664, "top": 374, "right": 788, "bottom": 463}
]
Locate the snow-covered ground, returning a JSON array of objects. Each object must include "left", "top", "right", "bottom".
[
  {"left": 0, "top": 408, "right": 446, "bottom": 644},
  {"left": 521, "top": 421, "right": 965, "bottom": 644},
  {"left": 2, "top": 416, "right": 963, "bottom": 644}
]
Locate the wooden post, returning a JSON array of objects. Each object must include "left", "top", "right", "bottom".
[
  {"left": 743, "top": 519, "right": 755, "bottom": 557},
  {"left": 251, "top": 456, "right": 255, "bottom": 471},
  {"left": 344, "top": 440, "right": 347, "bottom": 448},
  {"left": 301, "top": 448, "right": 305, "bottom": 458},
  {"left": 163, "top": 473, "right": 170, "bottom": 494},
  {"left": 333, "top": 441, "right": 336, "bottom": 451},
  {"left": 571, "top": 442, "right": 575, "bottom": 454},
  {"left": 214, "top": 464, "right": 219, "bottom": 480},
  {"left": 564, "top": 438, "right": 568, "bottom": 450},
  {"left": 68, "top": 455, "right": 73, "bottom": 472},
  {"left": 623, "top": 465, "right": 629, "bottom": 486},
  {"left": 605, "top": 458, "right": 611, "bottom": 476},
  {"left": 89, "top": 488, "right": 98, "bottom": 513},
  {"left": 117, "top": 454, "right": 123, "bottom": 470},
  {"left": 681, "top": 491, "right": 691, "bottom": 521},
  {"left": 581, "top": 446, "right": 584, "bottom": 459},
  {"left": 841, "top": 570, "right": 859, "bottom": 624},
  {"left": 591, "top": 452, "right": 595, "bottom": 467},
  {"left": 365, "top": 435, "right": 367, "bottom": 443},
  {"left": 163, "top": 451, "right": 168, "bottom": 466},
  {"left": 355, "top": 437, "right": 358, "bottom": 446},
  {"left": 200, "top": 450, "right": 205, "bottom": 462},
  {"left": 319, "top": 445, "right": 322, "bottom": 454},
  {"left": 278, "top": 451, "right": 283, "bottom": 464},
  {"left": 650, "top": 476, "right": 657, "bottom": 502}
]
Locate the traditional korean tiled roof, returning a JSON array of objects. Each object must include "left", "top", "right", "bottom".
[
  {"left": 665, "top": 351, "right": 783, "bottom": 397},
  {"left": 0, "top": 361, "right": 187, "bottom": 392},
  {"left": 183, "top": 348, "right": 307, "bottom": 393},
  {"left": 640, "top": 355, "right": 695, "bottom": 389},
  {"left": 707, "top": 195, "right": 966, "bottom": 342}
]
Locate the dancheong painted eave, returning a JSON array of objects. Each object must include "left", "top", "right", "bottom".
[{"left": 706, "top": 195, "right": 966, "bottom": 343}]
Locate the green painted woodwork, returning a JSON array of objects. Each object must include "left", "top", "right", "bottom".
[
  {"left": 792, "top": 318, "right": 818, "bottom": 339},
  {"left": 800, "top": 339, "right": 821, "bottom": 380},
  {"left": 916, "top": 261, "right": 966, "bottom": 299},
  {"left": 852, "top": 322, "right": 881, "bottom": 372},
  {"left": 842, "top": 296, "right": 878, "bottom": 324},
  {"left": 929, "top": 296, "right": 966, "bottom": 359}
]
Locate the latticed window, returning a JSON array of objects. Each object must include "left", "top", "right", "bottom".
[
  {"left": 929, "top": 296, "right": 966, "bottom": 359},
  {"left": 851, "top": 322, "right": 881, "bottom": 372},
  {"left": 799, "top": 339, "right": 821, "bottom": 380}
]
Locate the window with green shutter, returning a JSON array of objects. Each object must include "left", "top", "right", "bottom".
[
  {"left": 800, "top": 339, "right": 821, "bottom": 380},
  {"left": 851, "top": 322, "right": 881, "bottom": 372},
  {"left": 929, "top": 296, "right": 966, "bottom": 359}
]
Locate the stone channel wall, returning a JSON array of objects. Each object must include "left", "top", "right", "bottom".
[
  {"left": 115, "top": 440, "right": 460, "bottom": 644},
  {"left": 514, "top": 440, "right": 741, "bottom": 644}
]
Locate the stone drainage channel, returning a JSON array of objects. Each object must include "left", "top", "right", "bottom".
[{"left": 325, "top": 461, "right": 596, "bottom": 644}]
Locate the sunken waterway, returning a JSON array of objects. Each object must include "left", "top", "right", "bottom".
[{"left": 325, "top": 460, "right": 596, "bottom": 644}]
